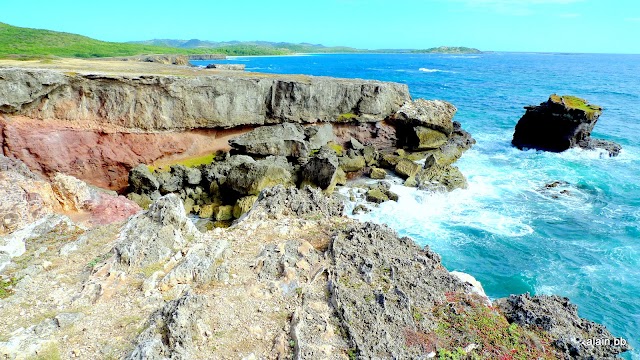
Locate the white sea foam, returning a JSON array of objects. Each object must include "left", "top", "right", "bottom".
[{"left": 419, "top": 68, "right": 455, "bottom": 73}]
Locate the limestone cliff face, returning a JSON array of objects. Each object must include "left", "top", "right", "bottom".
[{"left": 0, "top": 68, "right": 410, "bottom": 130}]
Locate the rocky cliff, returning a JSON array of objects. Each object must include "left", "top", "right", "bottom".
[{"left": 0, "top": 68, "right": 409, "bottom": 130}]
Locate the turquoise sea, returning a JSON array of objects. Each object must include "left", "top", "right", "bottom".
[{"left": 194, "top": 53, "right": 640, "bottom": 358}]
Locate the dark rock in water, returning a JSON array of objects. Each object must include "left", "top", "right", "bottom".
[
  {"left": 512, "top": 94, "right": 622, "bottom": 157},
  {"left": 495, "top": 294, "right": 630, "bottom": 359},
  {"left": 300, "top": 147, "right": 339, "bottom": 190},
  {"left": 205, "top": 63, "right": 245, "bottom": 71},
  {"left": 229, "top": 123, "right": 309, "bottom": 157}
]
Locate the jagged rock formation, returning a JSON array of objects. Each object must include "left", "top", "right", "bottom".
[
  {"left": 0, "top": 185, "right": 630, "bottom": 359},
  {"left": 496, "top": 294, "right": 630, "bottom": 359},
  {"left": 512, "top": 94, "right": 622, "bottom": 157},
  {"left": 0, "top": 68, "right": 409, "bottom": 130}
]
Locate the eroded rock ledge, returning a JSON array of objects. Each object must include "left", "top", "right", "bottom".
[{"left": 0, "top": 68, "right": 409, "bottom": 129}]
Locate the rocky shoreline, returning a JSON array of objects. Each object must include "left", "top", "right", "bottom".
[{"left": 0, "top": 62, "right": 630, "bottom": 359}]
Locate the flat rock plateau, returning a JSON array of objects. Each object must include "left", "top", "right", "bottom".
[{"left": 0, "top": 59, "right": 629, "bottom": 359}]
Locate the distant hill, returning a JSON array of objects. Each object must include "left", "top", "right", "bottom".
[
  {"left": 411, "top": 46, "right": 482, "bottom": 54},
  {"left": 129, "top": 39, "right": 365, "bottom": 54},
  {"left": 0, "top": 23, "right": 293, "bottom": 58},
  {"left": 0, "top": 22, "right": 481, "bottom": 59}
]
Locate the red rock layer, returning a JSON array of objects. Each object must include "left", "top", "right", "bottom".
[{"left": 0, "top": 116, "right": 248, "bottom": 192}]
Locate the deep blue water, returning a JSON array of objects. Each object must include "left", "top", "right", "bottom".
[{"left": 193, "top": 53, "right": 640, "bottom": 357}]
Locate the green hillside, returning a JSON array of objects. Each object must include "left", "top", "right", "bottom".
[
  {"left": 131, "top": 38, "right": 366, "bottom": 54},
  {"left": 0, "top": 22, "right": 291, "bottom": 58}
]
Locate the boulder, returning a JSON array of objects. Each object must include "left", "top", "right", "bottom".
[
  {"left": 512, "top": 94, "right": 621, "bottom": 156},
  {"left": 369, "top": 168, "right": 387, "bottom": 180},
  {"left": 233, "top": 195, "right": 258, "bottom": 219},
  {"left": 245, "top": 185, "right": 344, "bottom": 220},
  {"left": 205, "top": 63, "right": 246, "bottom": 71},
  {"left": 338, "top": 155, "right": 366, "bottom": 173},
  {"left": 495, "top": 294, "right": 630, "bottom": 359},
  {"left": 215, "top": 205, "right": 234, "bottom": 221},
  {"left": 394, "top": 159, "right": 421, "bottom": 179},
  {"left": 398, "top": 126, "right": 448, "bottom": 150},
  {"left": 113, "top": 194, "right": 200, "bottom": 269},
  {"left": 365, "top": 188, "right": 389, "bottom": 204},
  {"left": 393, "top": 99, "right": 456, "bottom": 136},
  {"left": 350, "top": 137, "right": 364, "bottom": 151},
  {"left": 415, "top": 165, "right": 467, "bottom": 192},
  {"left": 304, "top": 124, "right": 335, "bottom": 150},
  {"left": 300, "top": 148, "right": 339, "bottom": 190},
  {"left": 128, "top": 164, "right": 160, "bottom": 194},
  {"left": 225, "top": 156, "right": 294, "bottom": 196},
  {"left": 229, "top": 123, "right": 309, "bottom": 157}
]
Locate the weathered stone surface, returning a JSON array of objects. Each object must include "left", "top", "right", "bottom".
[
  {"left": 215, "top": 205, "right": 234, "bottom": 221},
  {"left": 127, "top": 293, "right": 212, "bottom": 359},
  {"left": 0, "top": 116, "right": 235, "bottom": 192},
  {"left": 300, "top": 148, "right": 339, "bottom": 190},
  {"left": 0, "top": 156, "right": 60, "bottom": 235},
  {"left": 495, "top": 294, "right": 630, "bottom": 359},
  {"left": 401, "top": 126, "right": 448, "bottom": 150},
  {"left": 338, "top": 155, "right": 365, "bottom": 173},
  {"left": 129, "top": 165, "right": 159, "bottom": 194},
  {"left": 394, "top": 159, "right": 421, "bottom": 179},
  {"left": 225, "top": 156, "right": 294, "bottom": 196},
  {"left": 229, "top": 123, "right": 309, "bottom": 157},
  {"left": 512, "top": 94, "right": 621, "bottom": 156},
  {"left": 51, "top": 173, "right": 93, "bottom": 212},
  {"left": 232, "top": 195, "right": 258, "bottom": 219},
  {"left": 415, "top": 164, "right": 467, "bottom": 192},
  {"left": 366, "top": 188, "right": 389, "bottom": 203},
  {"left": 158, "top": 242, "right": 227, "bottom": 290},
  {"left": 329, "top": 222, "right": 466, "bottom": 359},
  {"left": 0, "top": 68, "right": 410, "bottom": 130},
  {"left": 304, "top": 123, "right": 335, "bottom": 150},
  {"left": 393, "top": 99, "right": 456, "bottom": 136},
  {"left": 113, "top": 194, "right": 199, "bottom": 268},
  {"left": 104, "top": 54, "right": 191, "bottom": 66},
  {"left": 245, "top": 185, "right": 344, "bottom": 220},
  {"left": 369, "top": 167, "right": 387, "bottom": 179}
]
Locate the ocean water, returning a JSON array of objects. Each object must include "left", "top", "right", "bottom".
[{"left": 193, "top": 53, "right": 640, "bottom": 357}]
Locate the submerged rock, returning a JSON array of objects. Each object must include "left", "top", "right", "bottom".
[{"left": 512, "top": 94, "right": 621, "bottom": 156}]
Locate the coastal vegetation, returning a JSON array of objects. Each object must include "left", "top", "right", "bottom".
[{"left": 0, "top": 22, "right": 481, "bottom": 58}]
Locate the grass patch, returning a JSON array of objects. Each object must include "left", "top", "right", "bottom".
[
  {"left": 426, "top": 292, "right": 558, "bottom": 359},
  {"left": 327, "top": 142, "right": 344, "bottom": 156},
  {"left": 140, "top": 261, "right": 165, "bottom": 278},
  {"left": 27, "top": 342, "right": 61, "bottom": 360},
  {"left": 0, "top": 277, "right": 19, "bottom": 299},
  {"left": 550, "top": 94, "right": 602, "bottom": 119},
  {"left": 149, "top": 153, "right": 216, "bottom": 172},
  {"left": 86, "top": 253, "right": 111, "bottom": 270},
  {"left": 337, "top": 113, "right": 358, "bottom": 122}
]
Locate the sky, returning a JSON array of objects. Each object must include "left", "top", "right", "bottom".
[{"left": 2, "top": 0, "right": 640, "bottom": 54}]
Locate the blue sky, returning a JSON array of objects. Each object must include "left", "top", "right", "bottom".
[{"left": 2, "top": 0, "right": 639, "bottom": 53}]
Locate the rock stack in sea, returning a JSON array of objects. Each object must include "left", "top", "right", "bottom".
[{"left": 512, "top": 94, "right": 622, "bottom": 156}]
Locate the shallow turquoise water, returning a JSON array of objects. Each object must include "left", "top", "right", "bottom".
[{"left": 195, "top": 53, "right": 640, "bottom": 357}]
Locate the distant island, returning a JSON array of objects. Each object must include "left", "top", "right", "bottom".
[
  {"left": 0, "top": 22, "right": 481, "bottom": 58},
  {"left": 411, "top": 46, "right": 482, "bottom": 54}
]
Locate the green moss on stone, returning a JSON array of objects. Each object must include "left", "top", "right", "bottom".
[
  {"left": 550, "top": 94, "right": 602, "bottom": 120},
  {"left": 337, "top": 113, "right": 358, "bottom": 122}
]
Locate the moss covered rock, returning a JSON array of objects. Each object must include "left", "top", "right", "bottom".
[
  {"left": 339, "top": 155, "right": 366, "bottom": 173},
  {"left": 215, "top": 205, "right": 234, "bottom": 221},
  {"left": 233, "top": 196, "right": 258, "bottom": 219},
  {"left": 370, "top": 167, "right": 387, "bottom": 180},
  {"left": 394, "top": 159, "right": 421, "bottom": 179}
]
